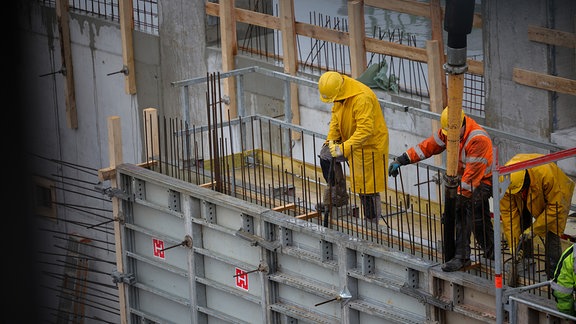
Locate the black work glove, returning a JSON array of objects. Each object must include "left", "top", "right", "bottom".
[{"left": 388, "top": 152, "right": 410, "bottom": 177}]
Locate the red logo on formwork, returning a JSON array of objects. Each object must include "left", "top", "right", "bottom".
[
  {"left": 153, "top": 238, "right": 165, "bottom": 259},
  {"left": 235, "top": 268, "right": 249, "bottom": 291}
]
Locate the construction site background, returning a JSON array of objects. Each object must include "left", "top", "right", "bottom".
[{"left": 13, "top": 0, "right": 576, "bottom": 323}]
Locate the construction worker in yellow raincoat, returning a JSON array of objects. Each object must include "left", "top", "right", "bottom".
[
  {"left": 500, "top": 153, "right": 575, "bottom": 278},
  {"left": 316, "top": 71, "right": 389, "bottom": 223}
]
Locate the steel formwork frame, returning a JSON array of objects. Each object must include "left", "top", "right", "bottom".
[
  {"left": 167, "top": 67, "right": 576, "bottom": 323},
  {"left": 492, "top": 147, "right": 576, "bottom": 324}
]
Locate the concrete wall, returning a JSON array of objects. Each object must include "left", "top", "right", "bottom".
[
  {"left": 483, "top": 0, "right": 576, "bottom": 167},
  {"left": 16, "top": 1, "right": 206, "bottom": 321}
]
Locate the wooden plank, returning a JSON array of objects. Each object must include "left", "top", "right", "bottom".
[
  {"left": 279, "top": 0, "right": 301, "bottom": 140},
  {"left": 295, "top": 22, "right": 350, "bottom": 46},
  {"left": 348, "top": 1, "right": 366, "bottom": 78},
  {"left": 366, "top": 38, "right": 428, "bottom": 62},
  {"left": 206, "top": 3, "right": 281, "bottom": 30},
  {"left": 56, "top": 0, "right": 78, "bottom": 129},
  {"left": 143, "top": 108, "right": 159, "bottom": 162},
  {"left": 429, "top": 0, "right": 446, "bottom": 106},
  {"left": 98, "top": 161, "right": 159, "bottom": 182},
  {"left": 206, "top": 1, "right": 484, "bottom": 78},
  {"left": 364, "top": 0, "right": 482, "bottom": 28},
  {"left": 199, "top": 181, "right": 216, "bottom": 188},
  {"left": 219, "top": 0, "right": 238, "bottom": 118},
  {"left": 513, "top": 68, "right": 576, "bottom": 96},
  {"left": 119, "top": 0, "right": 136, "bottom": 94},
  {"left": 296, "top": 211, "right": 321, "bottom": 220},
  {"left": 272, "top": 203, "right": 296, "bottom": 212},
  {"left": 364, "top": 0, "right": 430, "bottom": 18},
  {"left": 106, "top": 116, "right": 127, "bottom": 324},
  {"left": 528, "top": 25, "right": 576, "bottom": 48},
  {"left": 466, "top": 59, "right": 483, "bottom": 76},
  {"left": 426, "top": 40, "right": 445, "bottom": 169},
  {"left": 279, "top": 0, "right": 298, "bottom": 74}
]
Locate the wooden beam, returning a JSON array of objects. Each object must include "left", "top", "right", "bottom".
[
  {"left": 56, "top": 0, "right": 78, "bottom": 129},
  {"left": 528, "top": 25, "right": 576, "bottom": 48},
  {"left": 98, "top": 161, "right": 157, "bottom": 182},
  {"left": 199, "top": 181, "right": 216, "bottom": 188},
  {"left": 279, "top": 0, "right": 298, "bottom": 74},
  {"left": 206, "top": 3, "right": 282, "bottom": 30},
  {"left": 364, "top": 0, "right": 430, "bottom": 18},
  {"left": 272, "top": 203, "right": 296, "bottom": 212},
  {"left": 143, "top": 108, "right": 159, "bottom": 162},
  {"left": 119, "top": 0, "right": 137, "bottom": 94},
  {"left": 365, "top": 38, "right": 428, "bottom": 62},
  {"left": 513, "top": 68, "right": 576, "bottom": 96},
  {"left": 426, "top": 40, "right": 444, "bottom": 169},
  {"left": 429, "top": 0, "right": 447, "bottom": 107},
  {"left": 296, "top": 211, "right": 321, "bottom": 220},
  {"left": 106, "top": 116, "right": 127, "bottom": 324},
  {"left": 279, "top": 0, "right": 301, "bottom": 140},
  {"left": 364, "top": 0, "right": 482, "bottom": 28},
  {"left": 206, "top": 1, "right": 484, "bottom": 78},
  {"left": 219, "top": 0, "right": 238, "bottom": 118},
  {"left": 348, "top": 1, "right": 366, "bottom": 78}
]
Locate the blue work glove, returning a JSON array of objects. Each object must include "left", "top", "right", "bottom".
[
  {"left": 328, "top": 140, "right": 343, "bottom": 158},
  {"left": 388, "top": 152, "right": 410, "bottom": 177}
]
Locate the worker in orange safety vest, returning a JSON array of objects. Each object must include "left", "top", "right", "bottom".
[{"left": 389, "top": 107, "right": 495, "bottom": 271}]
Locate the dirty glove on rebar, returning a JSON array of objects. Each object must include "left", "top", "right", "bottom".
[
  {"left": 388, "top": 152, "right": 410, "bottom": 177},
  {"left": 519, "top": 229, "right": 532, "bottom": 246},
  {"left": 517, "top": 229, "right": 534, "bottom": 257},
  {"left": 328, "top": 140, "right": 343, "bottom": 158}
]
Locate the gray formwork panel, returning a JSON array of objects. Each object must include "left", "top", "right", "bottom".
[{"left": 115, "top": 163, "right": 443, "bottom": 323}]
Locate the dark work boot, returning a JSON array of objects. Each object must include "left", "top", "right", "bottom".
[
  {"left": 315, "top": 185, "right": 348, "bottom": 211},
  {"left": 484, "top": 247, "right": 495, "bottom": 260},
  {"left": 316, "top": 158, "right": 348, "bottom": 212},
  {"left": 360, "top": 193, "right": 381, "bottom": 222},
  {"left": 441, "top": 258, "right": 471, "bottom": 272}
]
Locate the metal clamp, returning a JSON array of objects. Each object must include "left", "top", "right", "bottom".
[{"left": 111, "top": 270, "right": 135, "bottom": 285}]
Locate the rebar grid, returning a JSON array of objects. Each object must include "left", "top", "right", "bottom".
[{"left": 137, "top": 73, "right": 561, "bottom": 285}]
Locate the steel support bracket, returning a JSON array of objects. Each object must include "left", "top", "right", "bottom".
[{"left": 111, "top": 270, "right": 135, "bottom": 285}]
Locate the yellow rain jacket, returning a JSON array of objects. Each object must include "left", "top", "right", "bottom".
[
  {"left": 500, "top": 153, "right": 575, "bottom": 252},
  {"left": 326, "top": 75, "right": 389, "bottom": 194}
]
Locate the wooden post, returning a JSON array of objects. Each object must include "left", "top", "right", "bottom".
[
  {"left": 119, "top": 0, "right": 137, "bottom": 94},
  {"left": 55, "top": 0, "right": 78, "bottom": 129},
  {"left": 143, "top": 108, "right": 159, "bottom": 162},
  {"left": 220, "top": 0, "right": 238, "bottom": 119},
  {"left": 348, "top": 1, "right": 366, "bottom": 78},
  {"left": 426, "top": 40, "right": 445, "bottom": 168},
  {"left": 107, "top": 116, "right": 128, "bottom": 324},
  {"left": 429, "top": 0, "right": 447, "bottom": 107},
  {"left": 279, "top": 0, "right": 301, "bottom": 140}
]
